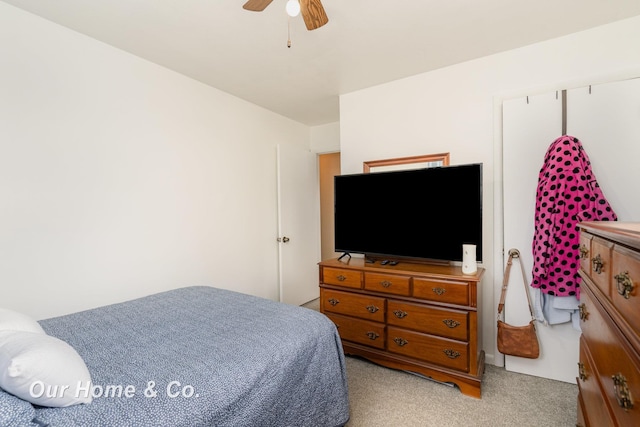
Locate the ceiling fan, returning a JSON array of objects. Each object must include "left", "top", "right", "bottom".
[{"left": 243, "top": 0, "right": 329, "bottom": 31}]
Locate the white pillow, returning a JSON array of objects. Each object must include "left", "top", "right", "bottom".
[
  {"left": 0, "top": 331, "right": 92, "bottom": 407},
  {"left": 0, "top": 309, "right": 45, "bottom": 334}
]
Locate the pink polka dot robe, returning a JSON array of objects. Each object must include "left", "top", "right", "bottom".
[{"left": 531, "top": 135, "right": 617, "bottom": 299}]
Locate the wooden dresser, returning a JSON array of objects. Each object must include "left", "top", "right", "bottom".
[
  {"left": 577, "top": 222, "right": 640, "bottom": 426},
  {"left": 318, "top": 257, "right": 485, "bottom": 398}
]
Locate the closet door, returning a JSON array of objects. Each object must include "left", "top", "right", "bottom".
[
  {"left": 567, "top": 78, "right": 640, "bottom": 220},
  {"left": 503, "top": 91, "right": 581, "bottom": 383}
]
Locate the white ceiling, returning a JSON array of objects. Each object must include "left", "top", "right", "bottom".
[{"left": 3, "top": 0, "right": 640, "bottom": 126}]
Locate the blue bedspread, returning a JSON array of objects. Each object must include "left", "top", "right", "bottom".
[{"left": 33, "top": 286, "right": 350, "bottom": 426}]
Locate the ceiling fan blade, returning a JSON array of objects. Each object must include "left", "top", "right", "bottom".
[
  {"left": 300, "top": 0, "right": 329, "bottom": 30},
  {"left": 243, "top": 0, "right": 274, "bottom": 12}
]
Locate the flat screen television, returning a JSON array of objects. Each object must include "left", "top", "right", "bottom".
[{"left": 334, "top": 163, "right": 482, "bottom": 263}]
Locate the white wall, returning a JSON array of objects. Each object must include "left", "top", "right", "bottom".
[
  {"left": 0, "top": 3, "right": 310, "bottom": 320},
  {"left": 311, "top": 122, "right": 340, "bottom": 153},
  {"left": 339, "top": 15, "right": 640, "bottom": 368}
]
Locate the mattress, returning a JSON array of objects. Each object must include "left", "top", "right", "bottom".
[{"left": 29, "top": 286, "right": 350, "bottom": 426}]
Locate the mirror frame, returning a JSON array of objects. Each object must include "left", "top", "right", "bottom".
[{"left": 363, "top": 153, "right": 450, "bottom": 173}]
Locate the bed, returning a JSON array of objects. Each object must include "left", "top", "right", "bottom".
[{"left": 0, "top": 286, "right": 350, "bottom": 426}]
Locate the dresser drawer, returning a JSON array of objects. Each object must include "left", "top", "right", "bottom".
[
  {"left": 325, "top": 313, "right": 385, "bottom": 349},
  {"left": 387, "top": 300, "right": 468, "bottom": 341},
  {"left": 578, "top": 336, "right": 616, "bottom": 427},
  {"left": 322, "top": 267, "right": 362, "bottom": 289},
  {"left": 589, "top": 237, "right": 614, "bottom": 297},
  {"left": 611, "top": 245, "right": 640, "bottom": 340},
  {"left": 576, "top": 391, "right": 586, "bottom": 427},
  {"left": 364, "top": 272, "right": 410, "bottom": 296},
  {"left": 387, "top": 326, "right": 468, "bottom": 371},
  {"left": 412, "top": 278, "right": 469, "bottom": 306},
  {"left": 580, "top": 286, "right": 640, "bottom": 426},
  {"left": 321, "top": 288, "right": 385, "bottom": 322},
  {"left": 579, "top": 233, "right": 593, "bottom": 276},
  {"left": 576, "top": 393, "right": 585, "bottom": 427}
]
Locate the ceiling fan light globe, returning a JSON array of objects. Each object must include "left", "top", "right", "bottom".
[{"left": 286, "top": 0, "right": 301, "bottom": 17}]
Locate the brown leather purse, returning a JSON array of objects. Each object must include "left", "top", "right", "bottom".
[{"left": 497, "top": 249, "right": 540, "bottom": 359}]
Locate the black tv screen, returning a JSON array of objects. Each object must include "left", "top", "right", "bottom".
[{"left": 334, "top": 163, "right": 482, "bottom": 263}]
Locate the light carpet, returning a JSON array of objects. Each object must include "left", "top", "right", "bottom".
[{"left": 303, "top": 299, "right": 577, "bottom": 426}]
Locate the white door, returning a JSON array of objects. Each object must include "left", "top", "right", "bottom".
[
  {"left": 566, "top": 78, "right": 640, "bottom": 220},
  {"left": 276, "top": 144, "right": 321, "bottom": 305},
  {"left": 502, "top": 91, "right": 581, "bottom": 383},
  {"left": 501, "top": 79, "right": 640, "bottom": 382}
]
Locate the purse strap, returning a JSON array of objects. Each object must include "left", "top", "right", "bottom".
[{"left": 497, "top": 248, "right": 536, "bottom": 322}]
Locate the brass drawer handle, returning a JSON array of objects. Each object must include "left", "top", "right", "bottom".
[
  {"left": 578, "top": 303, "right": 589, "bottom": 321},
  {"left": 612, "top": 373, "right": 634, "bottom": 410},
  {"left": 443, "top": 349, "right": 461, "bottom": 359},
  {"left": 432, "top": 287, "right": 446, "bottom": 296},
  {"left": 393, "top": 310, "right": 408, "bottom": 319},
  {"left": 380, "top": 280, "right": 392, "bottom": 288},
  {"left": 577, "top": 362, "right": 588, "bottom": 381},
  {"left": 443, "top": 319, "right": 461, "bottom": 328},
  {"left": 615, "top": 271, "right": 634, "bottom": 299},
  {"left": 579, "top": 245, "right": 589, "bottom": 260},
  {"left": 336, "top": 275, "right": 347, "bottom": 281},
  {"left": 393, "top": 337, "right": 408, "bottom": 347},
  {"left": 366, "top": 304, "right": 379, "bottom": 314},
  {"left": 365, "top": 331, "right": 379, "bottom": 340},
  {"left": 592, "top": 254, "right": 604, "bottom": 274},
  {"left": 328, "top": 298, "right": 339, "bottom": 306}
]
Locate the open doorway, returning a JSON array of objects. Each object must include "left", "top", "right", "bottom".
[
  {"left": 303, "top": 151, "right": 340, "bottom": 311},
  {"left": 319, "top": 152, "right": 341, "bottom": 261}
]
